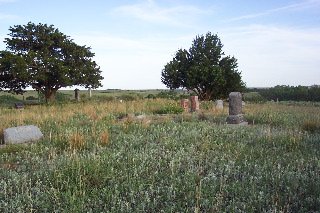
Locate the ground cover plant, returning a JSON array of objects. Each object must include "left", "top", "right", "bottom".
[{"left": 0, "top": 98, "right": 319, "bottom": 212}]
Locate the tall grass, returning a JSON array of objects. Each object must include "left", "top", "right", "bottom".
[{"left": 0, "top": 99, "right": 319, "bottom": 212}]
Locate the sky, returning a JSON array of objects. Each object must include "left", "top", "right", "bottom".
[{"left": 0, "top": 0, "right": 319, "bottom": 89}]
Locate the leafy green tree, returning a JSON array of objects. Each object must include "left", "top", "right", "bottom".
[
  {"left": 0, "top": 22, "right": 103, "bottom": 102},
  {"left": 161, "top": 32, "right": 245, "bottom": 100}
]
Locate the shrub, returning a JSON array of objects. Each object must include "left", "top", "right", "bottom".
[
  {"left": 26, "top": 96, "right": 38, "bottom": 100},
  {"left": 146, "top": 94, "right": 156, "bottom": 99},
  {"left": 243, "top": 92, "right": 266, "bottom": 103},
  {"left": 153, "top": 103, "right": 184, "bottom": 114}
]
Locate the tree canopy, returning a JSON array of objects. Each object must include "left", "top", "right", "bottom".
[
  {"left": 161, "top": 32, "right": 245, "bottom": 100},
  {"left": 0, "top": 22, "right": 103, "bottom": 102}
]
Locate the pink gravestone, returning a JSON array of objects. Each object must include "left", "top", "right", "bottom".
[
  {"left": 190, "top": 96, "right": 199, "bottom": 112},
  {"left": 180, "top": 99, "right": 189, "bottom": 112}
]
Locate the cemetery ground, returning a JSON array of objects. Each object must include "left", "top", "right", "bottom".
[{"left": 0, "top": 91, "right": 320, "bottom": 212}]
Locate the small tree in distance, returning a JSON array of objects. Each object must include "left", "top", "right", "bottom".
[
  {"left": 0, "top": 22, "right": 103, "bottom": 102},
  {"left": 161, "top": 32, "right": 245, "bottom": 100}
]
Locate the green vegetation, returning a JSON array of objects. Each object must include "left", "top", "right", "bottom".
[
  {"left": 0, "top": 95, "right": 21, "bottom": 107},
  {"left": 0, "top": 22, "right": 103, "bottom": 102},
  {"left": 0, "top": 96, "right": 319, "bottom": 212},
  {"left": 249, "top": 85, "right": 320, "bottom": 102},
  {"left": 161, "top": 32, "right": 245, "bottom": 100}
]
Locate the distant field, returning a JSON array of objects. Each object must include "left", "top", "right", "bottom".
[{"left": 0, "top": 89, "right": 167, "bottom": 100}]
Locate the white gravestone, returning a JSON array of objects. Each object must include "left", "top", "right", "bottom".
[
  {"left": 4, "top": 125, "right": 43, "bottom": 144},
  {"left": 215, "top": 100, "right": 223, "bottom": 110}
]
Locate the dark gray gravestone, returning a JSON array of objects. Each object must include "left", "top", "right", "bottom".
[
  {"left": 4, "top": 125, "right": 43, "bottom": 144},
  {"left": 14, "top": 102, "right": 24, "bottom": 109},
  {"left": 226, "top": 92, "right": 247, "bottom": 125},
  {"left": 228, "top": 92, "right": 242, "bottom": 115},
  {"left": 74, "top": 89, "right": 80, "bottom": 101}
]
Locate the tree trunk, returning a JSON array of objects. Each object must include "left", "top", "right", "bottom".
[{"left": 44, "top": 89, "right": 57, "bottom": 103}]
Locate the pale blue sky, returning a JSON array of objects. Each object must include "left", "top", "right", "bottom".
[{"left": 0, "top": 0, "right": 319, "bottom": 89}]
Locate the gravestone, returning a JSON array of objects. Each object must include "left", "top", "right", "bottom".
[
  {"left": 4, "top": 125, "right": 43, "bottom": 144},
  {"left": 190, "top": 96, "right": 200, "bottom": 112},
  {"left": 215, "top": 100, "right": 223, "bottom": 110},
  {"left": 180, "top": 99, "right": 189, "bottom": 112},
  {"left": 74, "top": 89, "right": 80, "bottom": 101},
  {"left": 226, "top": 92, "right": 247, "bottom": 125},
  {"left": 88, "top": 88, "right": 92, "bottom": 98},
  {"left": 14, "top": 102, "right": 24, "bottom": 109}
]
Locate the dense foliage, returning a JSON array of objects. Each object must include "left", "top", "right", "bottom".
[
  {"left": 161, "top": 32, "right": 245, "bottom": 100},
  {"left": 0, "top": 98, "right": 319, "bottom": 212},
  {"left": 0, "top": 22, "right": 103, "bottom": 102},
  {"left": 249, "top": 85, "right": 320, "bottom": 102}
]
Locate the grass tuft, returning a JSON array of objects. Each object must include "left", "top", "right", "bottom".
[
  {"left": 302, "top": 120, "right": 320, "bottom": 133},
  {"left": 68, "top": 132, "right": 85, "bottom": 150},
  {"left": 99, "top": 131, "right": 110, "bottom": 146}
]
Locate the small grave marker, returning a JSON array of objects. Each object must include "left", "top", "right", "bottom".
[
  {"left": 180, "top": 99, "right": 189, "bottom": 112},
  {"left": 215, "top": 100, "right": 223, "bottom": 110},
  {"left": 14, "top": 102, "right": 24, "bottom": 109},
  {"left": 88, "top": 88, "right": 92, "bottom": 98},
  {"left": 74, "top": 89, "right": 80, "bottom": 101}
]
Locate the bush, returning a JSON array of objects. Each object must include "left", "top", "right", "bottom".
[
  {"left": 146, "top": 94, "right": 156, "bottom": 99},
  {"left": 243, "top": 92, "right": 266, "bottom": 103},
  {"left": 156, "top": 91, "right": 179, "bottom": 100},
  {"left": 153, "top": 103, "right": 184, "bottom": 114},
  {"left": 26, "top": 96, "right": 38, "bottom": 100}
]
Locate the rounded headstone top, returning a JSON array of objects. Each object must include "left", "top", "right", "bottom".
[
  {"left": 215, "top": 100, "right": 224, "bottom": 109},
  {"left": 229, "top": 92, "right": 242, "bottom": 99}
]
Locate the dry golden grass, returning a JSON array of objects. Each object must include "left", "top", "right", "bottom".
[
  {"left": 99, "top": 131, "right": 110, "bottom": 146},
  {"left": 68, "top": 132, "right": 85, "bottom": 150}
]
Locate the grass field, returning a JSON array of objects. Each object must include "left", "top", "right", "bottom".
[
  {"left": 0, "top": 95, "right": 319, "bottom": 212},
  {"left": 0, "top": 89, "right": 167, "bottom": 101}
]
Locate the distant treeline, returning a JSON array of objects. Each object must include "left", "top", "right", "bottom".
[{"left": 247, "top": 85, "right": 320, "bottom": 102}]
